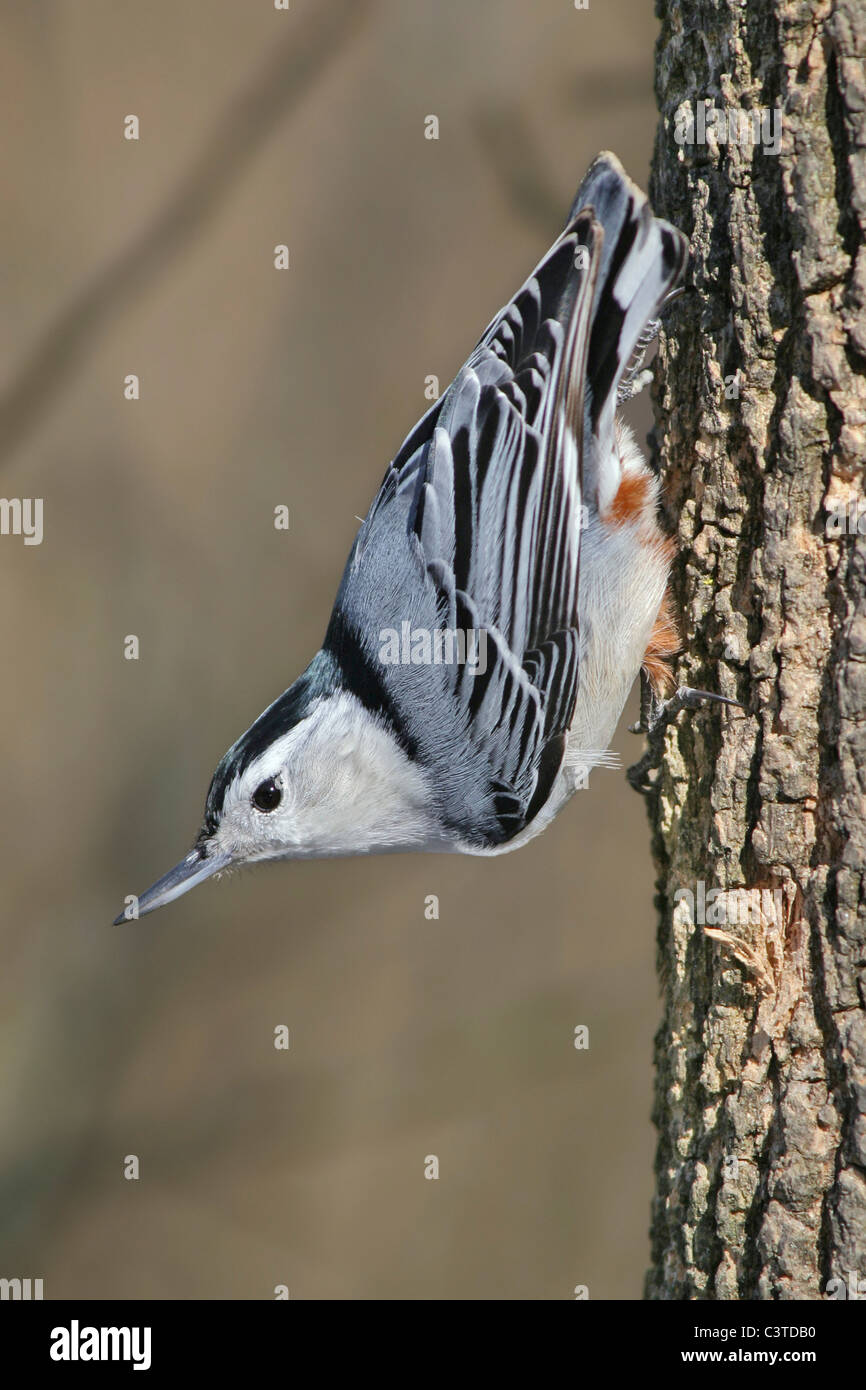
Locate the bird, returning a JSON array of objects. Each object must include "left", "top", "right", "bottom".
[{"left": 115, "top": 151, "right": 724, "bottom": 925}]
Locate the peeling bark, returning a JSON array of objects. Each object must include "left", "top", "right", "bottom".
[{"left": 641, "top": 0, "right": 866, "bottom": 1299}]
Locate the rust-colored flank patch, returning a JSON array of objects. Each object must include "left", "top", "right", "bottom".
[
  {"left": 643, "top": 591, "right": 680, "bottom": 694},
  {"left": 606, "top": 471, "right": 653, "bottom": 526}
]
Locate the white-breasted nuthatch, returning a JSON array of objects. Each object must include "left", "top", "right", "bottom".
[{"left": 116, "top": 152, "right": 732, "bottom": 924}]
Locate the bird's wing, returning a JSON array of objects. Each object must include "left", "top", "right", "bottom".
[
  {"left": 326, "top": 154, "right": 686, "bottom": 848},
  {"left": 325, "top": 211, "right": 599, "bottom": 849}
]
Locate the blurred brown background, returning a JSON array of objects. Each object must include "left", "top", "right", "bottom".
[{"left": 1, "top": 0, "right": 663, "bottom": 1299}]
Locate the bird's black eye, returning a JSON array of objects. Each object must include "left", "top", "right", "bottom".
[{"left": 252, "top": 777, "right": 282, "bottom": 812}]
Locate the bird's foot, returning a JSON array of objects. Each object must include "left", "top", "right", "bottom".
[
  {"left": 634, "top": 683, "right": 745, "bottom": 737},
  {"left": 617, "top": 366, "right": 654, "bottom": 403},
  {"left": 627, "top": 674, "right": 745, "bottom": 793},
  {"left": 617, "top": 317, "right": 661, "bottom": 403}
]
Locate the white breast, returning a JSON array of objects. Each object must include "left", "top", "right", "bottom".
[{"left": 467, "top": 429, "right": 673, "bottom": 857}]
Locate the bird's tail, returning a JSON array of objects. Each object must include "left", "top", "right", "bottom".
[{"left": 569, "top": 152, "right": 688, "bottom": 515}]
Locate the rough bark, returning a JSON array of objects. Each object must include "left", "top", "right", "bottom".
[{"left": 640, "top": 0, "right": 866, "bottom": 1299}]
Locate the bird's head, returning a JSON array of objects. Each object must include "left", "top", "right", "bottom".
[
  {"left": 114, "top": 654, "right": 336, "bottom": 922},
  {"left": 114, "top": 650, "right": 436, "bottom": 922}
]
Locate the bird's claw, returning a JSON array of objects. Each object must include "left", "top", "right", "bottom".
[
  {"left": 643, "top": 683, "right": 745, "bottom": 736},
  {"left": 627, "top": 674, "right": 745, "bottom": 792},
  {"left": 617, "top": 367, "right": 654, "bottom": 403}
]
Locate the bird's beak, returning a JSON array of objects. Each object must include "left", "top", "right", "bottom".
[{"left": 113, "top": 847, "right": 232, "bottom": 924}]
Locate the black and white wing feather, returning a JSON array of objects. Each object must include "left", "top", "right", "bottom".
[
  {"left": 324, "top": 211, "right": 598, "bottom": 849},
  {"left": 325, "top": 152, "right": 686, "bottom": 849}
]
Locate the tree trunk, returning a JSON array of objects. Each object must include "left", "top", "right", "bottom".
[{"left": 638, "top": 0, "right": 866, "bottom": 1299}]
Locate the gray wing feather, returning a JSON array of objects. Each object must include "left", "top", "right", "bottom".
[
  {"left": 325, "top": 155, "right": 686, "bottom": 848},
  {"left": 326, "top": 212, "right": 599, "bottom": 848}
]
